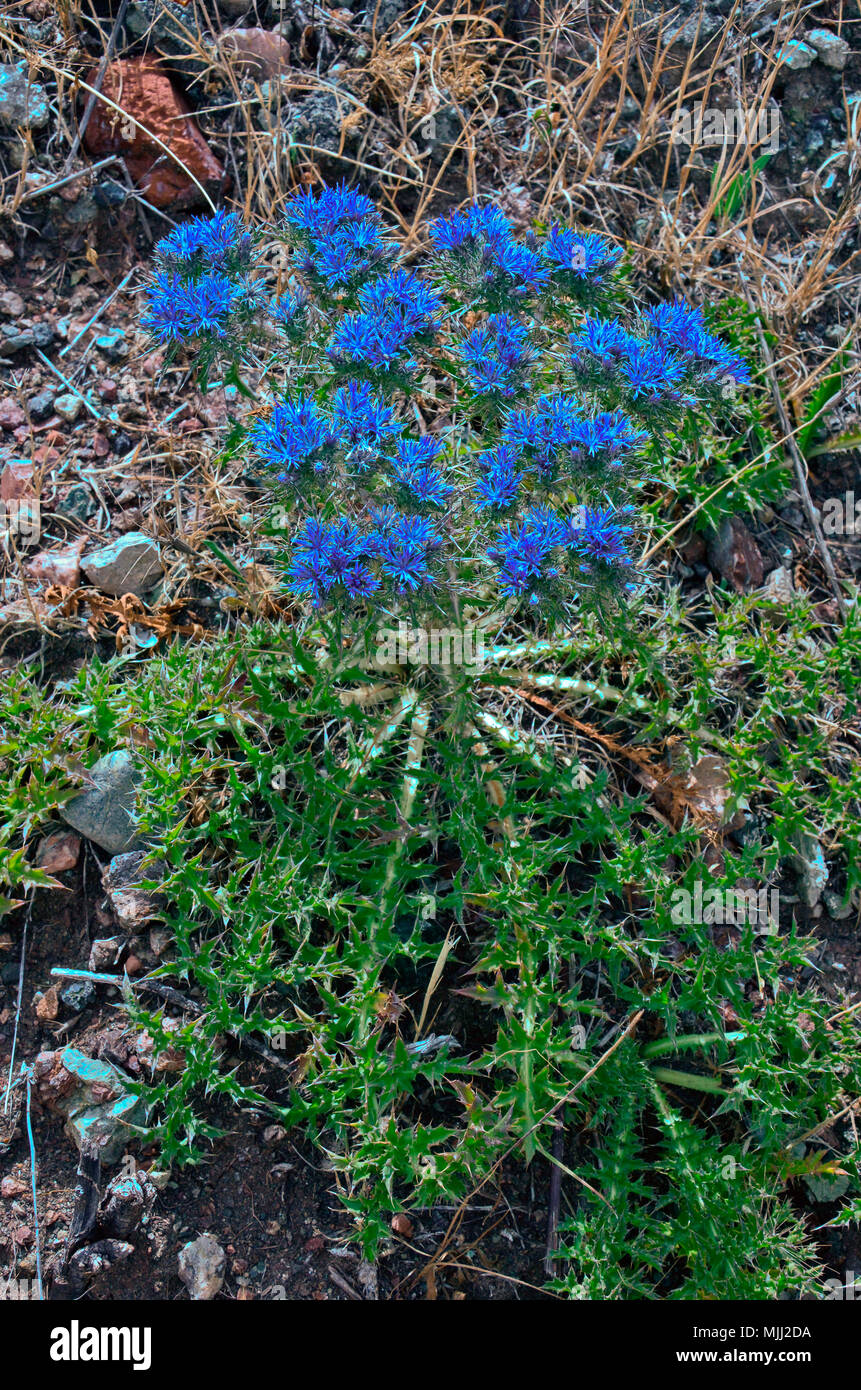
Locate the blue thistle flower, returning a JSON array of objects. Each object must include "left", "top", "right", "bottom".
[
  {"left": 271, "top": 285, "right": 310, "bottom": 338},
  {"left": 392, "top": 437, "right": 452, "bottom": 507},
  {"left": 543, "top": 226, "right": 622, "bottom": 285},
  {"left": 487, "top": 506, "right": 569, "bottom": 600},
  {"left": 460, "top": 314, "right": 535, "bottom": 398},
  {"left": 143, "top": 271, "right": 194, "bottom": 343},
  {"left": 430, "top": 202, "right": 550, "bottom": 300},
  {"left": 474, "top": 445, "right": 524, "bottom": 511},
  {"left": 285, "top": 182, "right": 378, "bottom": 236},
  {"left": 569, "top": 316, "right": 641, "bottom": 365},
  {"left": 328, "top": 269, "right": 441, "bottom": 372},
  {"left": 155, "top": 210, "right": 253, "bottom": 271},
  {"left": 369, "top": 510, "right": 443, "bottom": 592},
  {"left": 569, "top": 411, "right": 648, "bottom": 461},
  {"left": 248, "top": 397, "right": 336, "bottom": 480},
  {"left": 618, "top": 340, "right": 686, "bottom": 402},
  {"left": 645, "top": 300, "right": 750, "bottom": 386},
  {"left": 568, "top": 506, "right": 633, "bottom": 570},
  {"left": 332, "top": 380, "right": 403, "bottom": 466}
]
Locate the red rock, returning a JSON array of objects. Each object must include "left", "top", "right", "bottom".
[
  {"left": 219, "top": 28, "right": 291, "bottom": 80},
  {"left": 0, "top": 398, "right": 26, "bottom": 432},
  {"left": 98, "top": 379, "right": 118, "bottom": 402},
  {"left": 26, "top": 539, "right": 85, "bottom": 589},
  {"left": 31, "top": 446, "right": 60, "bottom": 467},
  {"left": 0, "top": 460, "right": 35, "bottom": 500},
  {"left": 707, "top": 516, "right": 764, "bottom": 593},
  {"left": 35, "top": 830, "right": 82, "bottom": 873},
  {"left": 1, "top": 1177, "right": 27, "bottom": 1198},
  {"left": 82, "top": 58, "right": 226, "bottom": 210},
  {"left": 12, "top": 1226, "right": 33, "bottom": 1245},
  {"left": 92, "top": 432, "right": 110, "bottom": 458}
]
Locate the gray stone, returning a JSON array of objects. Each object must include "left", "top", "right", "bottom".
[
  {"left": 102, "top": 851, "right": 165, "bottom": 932},
  {"left": 68, "top": 1239, "right": 135, "bottom": 1281},
  {"left": 59, "top": 978, "right": 96, "bottom": 1015},
  {"left": 94, "top": 328, "right": 127, "bottom": 360},
  {"left": 287, "top": 89, "right": 367, "bottom": 174},
  {"left": 126, "top": 0, "right": 198, "bottom": 50},
  {"left": 779, "top": 39, "right": 816, "bottom": 70},
  {"left": 27, "top": 388, "right": 55, "bottom": 420},
  {"left": 63, "top": 193, "right": 100, "bottom": 227},
  {"left": 60, "top": 750, "right": 143, "bottom": 855},
  {"left": 416, "top": 104, "right": 463, "bottom": 164},
  {"left": 101, "top": 1170, "right": 157, "bottom": 1236},
  {"left": 0, "top": 320, "right": 53, "bottom": 357},
  {"left": 82, "top": 532, "right": 163, "bottom": 597},
  {"left": 761, "top": 565, "right": 795, "bottom": 604},
  {"left": 0, "top": 63, "right": 50, "bottom": 130},
  {"left": 807, "top": 28, "right": 851, "bottom": 70},
  {"left": 790, "top": 830, "right": 828, "bottom": 908},
  {"left": 88, "top": 937, "right": 124, "bottom": 971},
  {"left": 58, "top": 484, "right": 98, "bottom": 523},
  {"left": 33, "top": 1046, "right": 145, "bottom": 1166},
  {"left": 178, "top": 1234, "right": 226, "bottom": 1300},
  {"left": 54, "top": 393, "right": 83, "bottom": 424}
]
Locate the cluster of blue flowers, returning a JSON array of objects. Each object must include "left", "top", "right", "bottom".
[
  {"left": 460, "top": 314, "right": 535, "bottom": 399},
  {"left": 143, "top": 210, "right": 257, "bottom": 344},
  {"left": 328, "top": 268, "right": 443, "bottom": 373},
  {"left": 286, "top": 510, "right": 444, "bottom": 605},
  {"left": 487, "top": 505, "right": 633, "bottom": 603},
  {"left": 282, "top": 184, "right": 395, "bottom": 292},
  {"left": 570, "top": 304, "right": 749, "bottom": 407},
  {"left": 145, "top": 182, "right": 750, "bottom": 617}
]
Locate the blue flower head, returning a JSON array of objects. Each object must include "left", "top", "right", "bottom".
[
  {"left": 248, "top": 396, "right": 337, "bottom": 481},
  {"left": 392, "top": 437, "right": 452, "bottom": 508},
  {"left": 332, "top": 380, "right": 403, "bottom": 468},
  {"left": 474, "top": 445, "right": 524, "bottom": 511},
  {"left": 543, "top": 225, "right": 623, "bottom": 298},
  {"left": 487, "top": 506, "right": 569, "bottom": 603},
  {"left": 569, "top": 506, "right": 633, "bottom": 571},
  {"left": 284, "top": 182, "right": 395, "bottom": 291},
  {"left": 155, "top": 210, "right": 253, "bottom": 273},
  {"left": 460, "top": 314, "right": 535, "bottom": 399},
  {"left": 328, "top": 269, "right": 442, "bottom": 374},
  {"left": 645, "top": 299, "right": 750, "bottom": 387},
  {"left": 369, "top": 510, "right": 444, "bottom": 593},
  {"left": 430, "top": 202, "right": 550, "bottom": 303}
]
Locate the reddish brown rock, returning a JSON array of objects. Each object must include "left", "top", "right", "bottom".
[
  {"left": 707, "top": 516, "right": 765, "bottom": 593},
  {"left": 82, "top": 58, "right": 225, "bottom": 210},
  {"left": 218, "top": 28, "right": 291, "bottom": 80},
  {"left": 1, "top": 1177, "right": 27, "bottom": 1198},
  {"left": 26, "top": 539, "right": 85, "bottom": 589},
  {"left": 36, "top": 830, "right": 82, "bottom": 873},
  {"left": 0, "top": 459, "right": 34, "bottom": 499},
  {"left": 0, "top": 398, "right": 26, "bottom": 432},
  {"left": 35, "top": 985, "right": 60, "bottom": 1021}
]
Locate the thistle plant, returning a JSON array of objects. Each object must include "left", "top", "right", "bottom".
[{"left": 138, "top": 189, "right": 861, "bottom": 1287}]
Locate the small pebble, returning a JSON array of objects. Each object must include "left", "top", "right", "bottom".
[{"left": 54, "top": 393, "right": 83, "bottom": 423}]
